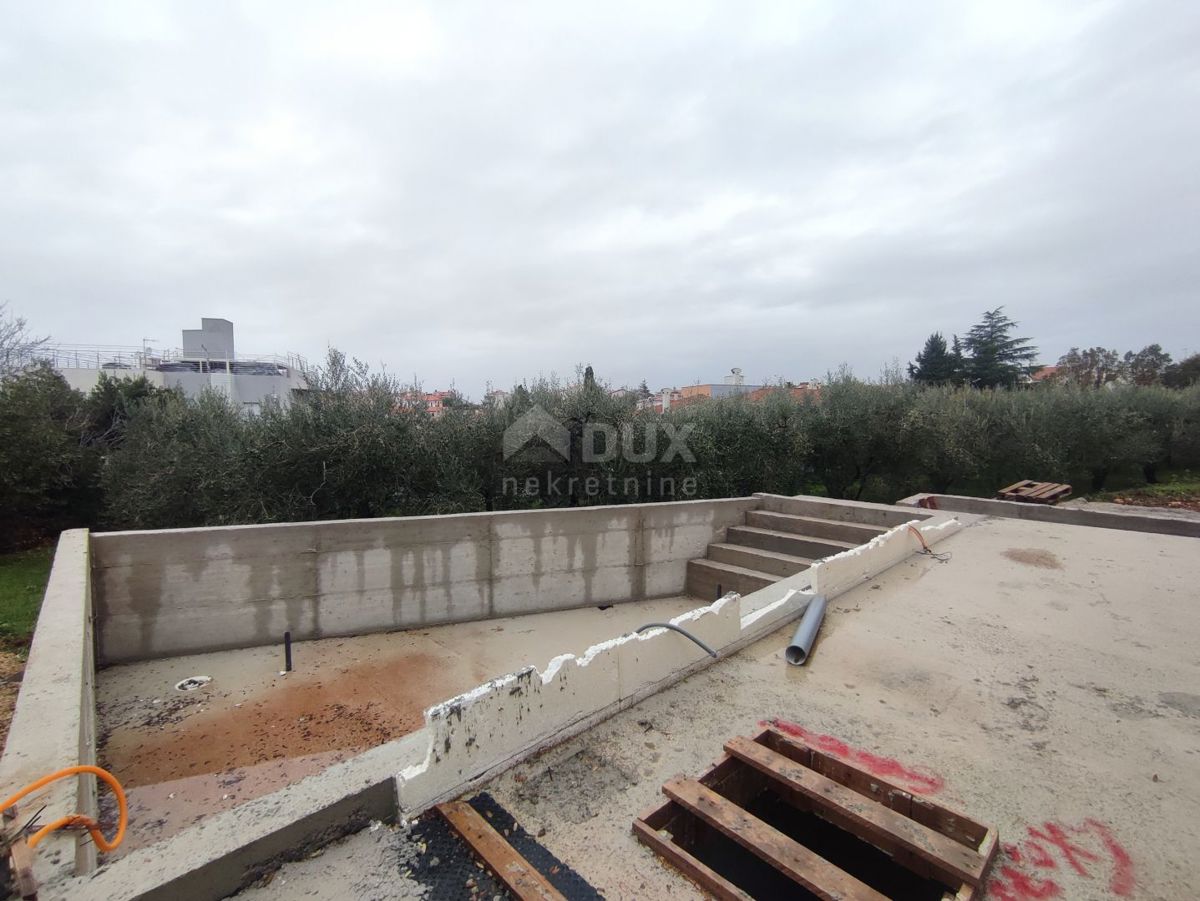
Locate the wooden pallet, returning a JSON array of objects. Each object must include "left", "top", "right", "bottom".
[
  {"left": 996, "top": 480, "right": 1072, "bottom": 504},
  {"left": 634, "top": 727, "right": 998, "bottom": 900}
]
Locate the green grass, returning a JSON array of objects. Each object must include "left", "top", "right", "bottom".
[
  {"left": 1088, "top": 468, "right": 1200, "bottom": 502},
  {"left": 0, "top": 546, "right": 54, "bottom": 651}
]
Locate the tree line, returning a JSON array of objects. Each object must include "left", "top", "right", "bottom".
[
  {"left": 909, "top": 307, "right": 1198, "bottom": 389},
  {"left": 2, "top": 354, "right": 1198, "bottom": 549},
  {"left": 2, "top": 304, "right": 1199, "bottom": 549}
]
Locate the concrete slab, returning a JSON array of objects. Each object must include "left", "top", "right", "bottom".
[
  {"left": 241, "top": 515, "right": 1200, "bottom": 899},
  {"left": 1060, "top": 496, "right": 1200, "bottom": 524},
  {"left": 96, "top": 596, "right": 700, "bottom": 855}
]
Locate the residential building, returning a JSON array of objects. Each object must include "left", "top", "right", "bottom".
[
  {"left": 637, "top": 387, "right": 683, "bottom": 413},
  {"left": 671, "top": 368, "right": 765, "bottom": 408},
  {"left": 43, "top": 318, "right": 308, "bottom": 413},
  {"left": 747, "top": 383, "right": 820, "bottom": 403},
  {"left": 421, "top": 390, "right": 458, "bottom": 417},
  {"left": 399, "top": 389, "right": 462, "bottom": 417},
  {"left": 636, "top": 373, "right": 819, "bottom": 413}
]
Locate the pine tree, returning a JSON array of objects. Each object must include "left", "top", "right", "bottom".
[
  {"left": 962, "top": 308, "right": 1038, "bottom": 388},
  {"left": 951, "top": 335, "right": 966, "bottom": 380},
  {"left": 908, "top": 333, "right": 960, "bottom": 385},
  {"left": 1124, "top": 344, "right": 1172, "bottom": 386}
]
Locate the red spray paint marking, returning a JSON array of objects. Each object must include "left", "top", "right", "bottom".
[
  {"left": 765, "top": 719, "right": 945, "bottom": 795},
  {"left": 990, "top": 867, "right": 1062, "bottom": 901},
  {"left": 1083, "top": 819, "right": 1135, "bottom": 897},
  {"left": 987, "top": 819, "right": 1135, "bottom": 900},
  {"left": 1024, "top": 839, "right": 1058, "bottom": 870},
  {"left": 1027, "top": 823, "right": 1101, "bottom": 876}
]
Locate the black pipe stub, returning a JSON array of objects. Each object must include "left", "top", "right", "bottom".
[{"left": 284, "top": 630, "right": 293, "bottom": 673}]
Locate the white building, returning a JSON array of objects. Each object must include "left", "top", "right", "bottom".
[{"left": 46, "top": 318, "right": 308, "bottom": 412}]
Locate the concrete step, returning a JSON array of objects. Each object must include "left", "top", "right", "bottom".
[
  {"left": 725, "top": 525, "right": 856, "bottom": 560},
  {"left": 745, "top": 510, "right": 886, "bottom": 544},
  {"left": 685, "top": 558, "right": 780, "bottom": 600},
  {"left": 707, "top": 543, "right": 813, "bottom": 578}
]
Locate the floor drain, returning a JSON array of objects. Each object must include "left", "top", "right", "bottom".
[{"left": 174, "top": 675, "right": 212, "bottom": 692}]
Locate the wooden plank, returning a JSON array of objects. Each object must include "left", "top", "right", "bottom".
[
  {"left": 1044, "top": 485, "right": 1071, "bottom": 503},
  {"left": 763, "top": 726, "right": 991, "bottom": 849},
  {"left": 998, "top": 480, "right": 1030, "bottom": 494},
  {"left": 8, "top": 836, "right": 37, "bottom": 900},
  {"left": 663, "top": 778, "right": 887, "bottom": 901},
  {"left": 1028, "top": 483, "right": 1062, "bottom": 500},
  {"left": 4, "top": 806, "right": 37, "bottom": 900},
  {"left": 725, "top": 736, "right": 989, "bottom": 888},
  {"left": 766, "top": 728, "right": 912, "bottom": 813},
  {"left": 698, "top": 752, "right": 768, "bottom": 808},
  {"left": 633, "top": 816, "right": 754, "bottom": 901},
  {"left": 975, "top": 828, "right": 1000, "bottom": 882},
  {"left": 437, "top": 801, "right": 565, "bottom": 901},
  {"left": 910, "top": 797, "right": 990, "bottom": 849}
]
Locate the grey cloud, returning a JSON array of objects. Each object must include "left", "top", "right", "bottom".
[{"left": 2, "top": 0, "right": 1198, "bottom": 395}]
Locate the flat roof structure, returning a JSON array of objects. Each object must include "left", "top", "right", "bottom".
[
  {"left": 4, "top": 495, "right": 1197, "bottom": 899},
  {"left": 240, "top": 514, "right": 1200, "bottom": 900}
]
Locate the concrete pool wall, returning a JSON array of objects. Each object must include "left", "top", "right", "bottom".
[
  {"left": 0, "top": 529, "right": 98, "bottom": 887},
  {"left": 3, "top": 494, "right": 965, "bottom": 898},
  {"left": 2, "top": 497, "right": 759, "bottom": 886},
  {"left": 47, "top": 512, "right": 969, "bottom": 901},
  {"left": 91, "top": 497, "right": 760, "bottom": 664}
]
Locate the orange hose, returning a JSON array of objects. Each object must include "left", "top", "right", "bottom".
[{"left": 2, "top": 765, "right": 127, "bottom": 853}]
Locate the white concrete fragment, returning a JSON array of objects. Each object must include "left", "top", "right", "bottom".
[{"left": 810, "top": 516, "right": 963, "bottom": 596}]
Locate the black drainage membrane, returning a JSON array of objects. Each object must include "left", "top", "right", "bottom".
[{"left": 406, "top": 792, "right": 603, "bottom": 900}]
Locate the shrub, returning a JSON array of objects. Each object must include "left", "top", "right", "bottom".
[{"left": 0, "top": 365, "right": 94, "bottom": 546}]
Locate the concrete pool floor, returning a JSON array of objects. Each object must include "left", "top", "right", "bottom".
[
  {"left": 238, "top": 515, "right": 1200, "bottom": 900},
  {"left": 96, "top": 595, "right": 702, "bottom": 854}
]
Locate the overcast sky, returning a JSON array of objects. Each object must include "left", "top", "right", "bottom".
[{"left": 2, "top": 1, "right": 1198, "bottom": 397}]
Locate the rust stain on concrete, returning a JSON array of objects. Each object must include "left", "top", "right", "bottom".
[
  {"left": 1003, "top": 548, "right": 1064, "bottom": 569},
  {"left": 103, "top": 652, "right": 450, "bottom": 788}
]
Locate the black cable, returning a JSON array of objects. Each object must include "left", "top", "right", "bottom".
[{"left": 632, "top": 622, "right": 719, "bottom": 658}]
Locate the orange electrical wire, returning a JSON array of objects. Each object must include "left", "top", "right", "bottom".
[
  {"left": 907, "top": 524, "right": 933, "bottom": 553},
  {"left": 2, "top": 765, "right": 127, "bottom": 853},
  {"left": 908, "top": 524, "right": 951, "bottom": 561}
]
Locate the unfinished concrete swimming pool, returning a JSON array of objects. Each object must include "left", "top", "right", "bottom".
[{"left": 1, "top": 493, "right": 961, "bottom": 899}]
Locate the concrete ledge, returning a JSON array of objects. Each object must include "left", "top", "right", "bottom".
[
  {"left": 754, "top": 492, "right": 933, "bottom": 528},
  {"left": 898, "top": 493, "right": 1200, "bottom": 538},
  {"left": 0, "top": 530, "right": 98, "bottom": 883},
  {"left": 394, "top": 593, "right": 742, "bottom": 812},
  {"left": 810, "top": 515, "right": 962, "bottom": 597},
  {"left": 45, "top": 739, "right": 411, "bottom": 901}
]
